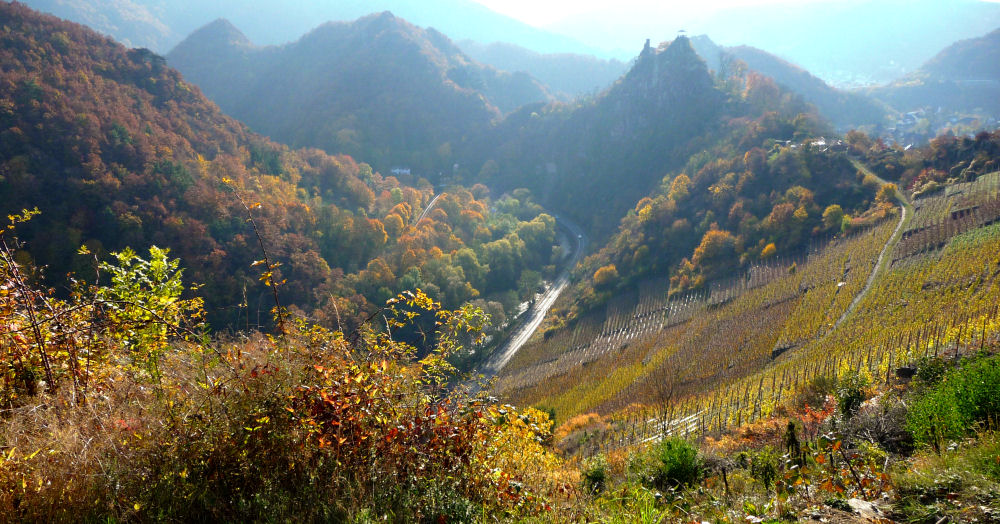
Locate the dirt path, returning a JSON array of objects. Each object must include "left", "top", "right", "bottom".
[{"left": 832, "top": 161, "right": 912, "bottom": 329}]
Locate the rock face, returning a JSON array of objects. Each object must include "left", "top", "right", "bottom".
[
  {"left": 607, "top": 36, "right": 720, "bottom": 143},
  {"left": 461, "top": 36, "right": 728, "bottom": 237}
]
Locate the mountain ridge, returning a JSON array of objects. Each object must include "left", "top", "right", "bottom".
[
  {"left": 21, "top": 0, "right": 602, "bottom": 56},
  {"left": 458, "top": 40, "right": 629, "bottom": 99},
  {"left": 688, "top": 35, "right": 890, "bottom": 130},
  {"left": 167, "top": 12, "right": 553, "bottom": 176},
  {"left": 869, "top": 26, "right": 1000, "bottom": 132}
]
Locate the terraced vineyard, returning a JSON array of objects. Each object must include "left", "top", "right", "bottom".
[
  {"left": 895, "top": 171, "right": 1000, "bottom": 261},
  {"left": 497, "top": 173, "right": 1000, "bottom": 451},
  {"left": 497, "top": 216, "right": 897, "bottom": 421}
]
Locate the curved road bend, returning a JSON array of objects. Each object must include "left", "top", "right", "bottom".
[
  {"left": 478, "top": 216, "right": 587, "bottom": 380},
  {"left": 414, "top": 193, "right": 444, "bottom": 225}
]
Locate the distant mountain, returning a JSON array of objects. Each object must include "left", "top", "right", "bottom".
[
  {"left": 20, "top": 0, "right": 598, "bottom": 56},
  {"left": 688, "top": 36, "right": 890, "bottom": 130},
  {"left": 693, "top": 0, "right": 1000, "bottom": 87},
  {"left": 870, "top": 27, "right": 1000, "bottom": 116},
  {"left": 547, "top": 0, "right": 1000, "bottom": 87},
  {"left": 20, "top": 0, "right": 174, "bottom": 49},
  {"left": 167, "top": 13, "right": 553, "bottom": 176},
  {"left": 458, "top": 40, "right": 628, "bottom": 99}
]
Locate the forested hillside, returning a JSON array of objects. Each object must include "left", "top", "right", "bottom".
[
  {"left": 853, "top": 128, "right": 1000, "bottom": 193},
  {"left": 460, "top": 36, "right": 867, "bottom": 246},
  {"left": 0, "top": 3, "right": 556, "bottom": 336},
  {"left": 567, "top": 139, "right": 886, "bottom": 314},
  {"left": 166, "top": 13, "right": 552, "bottom": 175}
]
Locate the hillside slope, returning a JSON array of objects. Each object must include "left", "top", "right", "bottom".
[
  {"left": 499, "top": 134, "right": 1000, "bottom": 454},
  {"left": 0, "top": 3, "right": 396, "bottom": 321},
  {"left": 167, "top": 13, "right": 552, "bottom": 175},
  {"left": 0, "top": 3, "right": 556, "bottom": 334}
]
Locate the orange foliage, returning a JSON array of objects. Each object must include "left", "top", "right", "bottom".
[
  {"left": 691, "top": 229, "right": 739, "bottom": 268},
  {"left": 553, "top": 413, "right": 608, "bottom": 443},
  {"left": 592, "top": 264, "right": 619, "bottom": 290}
]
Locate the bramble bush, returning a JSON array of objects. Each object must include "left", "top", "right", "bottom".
[
  {"left": 582, "top": 454, "right": 609, "bottom": 494},
  {"left": 0, "top": 228, "right": 561, "bottom": 520}
]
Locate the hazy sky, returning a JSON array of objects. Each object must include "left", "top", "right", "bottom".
[
  {"left": 472, "top": 0, "right": 819, "bottom": 27},
  {"left": 473, "top": 0, "right": 1000, "bottom": 27}
]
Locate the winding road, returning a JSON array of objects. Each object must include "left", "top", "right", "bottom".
[{"left": 478, "top": 216, "right": 587, "bottom": 379}]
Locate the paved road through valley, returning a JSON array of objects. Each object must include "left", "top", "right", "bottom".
[{"left": 478, "top": 216, "right": 587, "bottom": 379}]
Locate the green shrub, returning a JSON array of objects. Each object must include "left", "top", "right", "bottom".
[
  {"left": 836, "top": 371, "right": 870, "bottom": 420},
  {"left": 908, "top": 355, "right": 1000, "bottom": 446},
  {"left": 582, "top": 454, "right": 609, "bottom": 494},
  {"left": 746, "top": 447, "right": 781, "bottom": 490},
  {"left": 651, "top": 437, "right": 702, "bottom": 490},
  {"left": 914, "top": 356, "right": 950, "bottom": 386}
]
